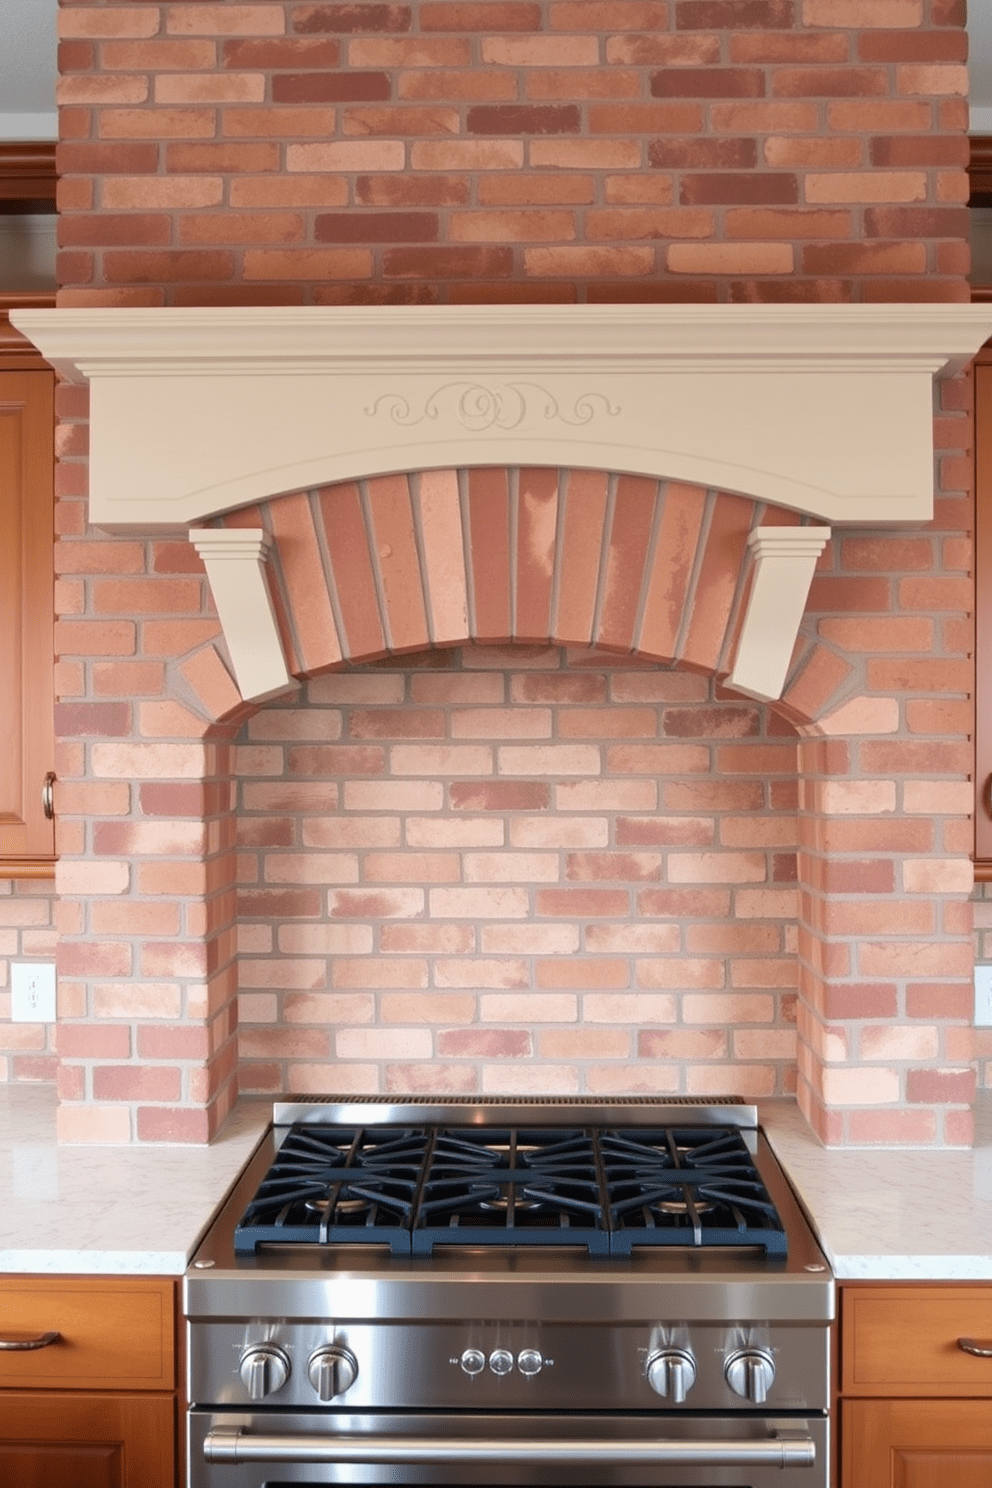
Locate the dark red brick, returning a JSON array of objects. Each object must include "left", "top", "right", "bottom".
[
  {"left": 650, "top": 69, "right": 764, "bottom": 98},
  {"left": 857, "top": 31, "right": 967, "bottom": 63},
  {"left": 467, "top": 105, "right": 581, "bottom": 135},
  {"left": 58, "top": 40, "right": 94, "bottom": 71},
  {"left": 316, "top": 211, "right": 439, "bottom": 242},
  {"left": 272, "top": 71, "right": 392, "bottom": 102},
  {"left": 675, "top": 0, "right": 794, "bottom": 24},
  {"left": 680, "top": 172, "right": 799, "bottom": 205}
]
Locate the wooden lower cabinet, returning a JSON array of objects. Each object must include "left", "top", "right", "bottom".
[
  {"left": 0, "top": 1276, "right": 178, "bottom": 1488},
  {"left": 843, "top": 1399, "right": 992, "bottom": 1487},
  {"left": 840, "top": 1285, "right": 992, "bottom": 1488},
  {"left": 0, "top": 1391, "right": 175, "bottom": 1488}
]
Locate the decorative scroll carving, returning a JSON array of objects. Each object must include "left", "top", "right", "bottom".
[{"left": 365, "top": 381, "right": 620, "bottom": 432}]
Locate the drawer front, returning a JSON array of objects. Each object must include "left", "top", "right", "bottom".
[
  {"left": 842, "top": 1285, "right": 992, "bottom": 1396},
  {"left": 0, "top": 1277, "right": 175, "bottom": 1392}
]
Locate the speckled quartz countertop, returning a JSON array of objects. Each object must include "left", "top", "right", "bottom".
[
  {"left": 2, "top": 1084, "right": 992, "bottom": 1279},
  {"left": 760, "top": 1098, "right": 992, "bottom": 1281},
  {"left": 0, "top": 1083, "right": 269, "bottom": 1274}
]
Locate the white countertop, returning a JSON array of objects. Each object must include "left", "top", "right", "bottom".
[
  {"left": 1, "top": 1084, "right": 992, "bottom": 1280},
  {"left": 761, "top": 1098, "right": 992, "bottom": 1281},
  {"left": 0, "top": 1083, "right": 269, "bottom": 1274}
]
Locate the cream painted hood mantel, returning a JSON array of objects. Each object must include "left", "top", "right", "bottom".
[{"left": 13, "top": 301, "right": 992, "bottom": 705}]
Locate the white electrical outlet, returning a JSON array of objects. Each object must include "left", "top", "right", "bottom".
[
  {"left": 976, "top": 965, "right": 992, "bottom": 1028},
  {"left": 10, "top": 962, "right": 56, "bottom": 1023}
]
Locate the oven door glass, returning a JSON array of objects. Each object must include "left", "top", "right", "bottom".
[{"left": 189, "top": 1410, "right": 829, "bottom": 1488}]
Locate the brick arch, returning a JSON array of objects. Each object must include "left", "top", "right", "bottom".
[{"left": 170, "top": 466, "right": 855, "bottom": 732}]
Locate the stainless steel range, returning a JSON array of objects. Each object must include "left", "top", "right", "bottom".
[{"left": 185, "top": 1097, "right": 833, "bottom": 1487}]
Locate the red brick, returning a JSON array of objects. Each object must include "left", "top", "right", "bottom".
[
  {"left": 651, "top": 69, "right": 765, "bottom": 98},
  {"left": 59, "top": 213, "right": 172, "bottom": 248},
  {"left": 291, "top": 4, "right": 411, "bottom": 30},
  {"left": 676, "top": 0, "right": 793, "bottom": 20},
  {"left": 680, "top": 173, "right": 799, "bottom": 205},
  {"left": 773, "top": 68, "right": 889, "bottom": 97},
  {"left": 272, "top": 71, "right": 392, "bottom": 102},
  {"left": 222, "top": 36, "right": 341, "bottom": 66},
  {"left": 549, "top": 1, "right": 671, "bottom": 25},
  {"left": 649, "top": 138, "right": 758, "bottom": 169},
  {"left": 166, "top": 142, "right": 281, "bottom": 172},
  {"left": 315, "top": 211, "right": 439, "bottom": 242},
  {"left": 420, "top": 3, "right": 542, "bottom": 28},
  {"left": 859, "top": 32, "right": 965, "bottom": 64},
  {"left": 467, "top": 106, "right": 581, "bottom": 135},
  {"left": 906, "top": 1067, "right": 975, "bottom": 1105},
  {"left": 383, "top": 245, "right": 514, "bottom": 278},
  {"left": 57, "top": 141, "right": 160, "bottom": 174}
]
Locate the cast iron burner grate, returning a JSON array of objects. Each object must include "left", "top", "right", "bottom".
[{"left": 234, "top": 1123, "right": 787, "bottom": 1257}]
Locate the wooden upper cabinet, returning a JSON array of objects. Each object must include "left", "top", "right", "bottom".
[{"left": 0, "top": 300, "right": 56, "bottom": 876}]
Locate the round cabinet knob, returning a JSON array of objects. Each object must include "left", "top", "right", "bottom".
[
  {"left": 239, "top": 1344, "right": 291, "bottom": 1400},
  {"left": 517, "top": 1348, "right": 543, "bottom": 1377},
  {"left": 489, "top": 1348, "right": 514, "bottom": 1376},
  {"left": 724, "top": 1348, "right": 775, "bottom": 1405},
  {"left": 460, "top": 1348, "right": 486, "bottom": 1377},
  {"left": 646, "top": 1348, "right": 697, "bottom": 1404},
  {"left": 307, "top": 1345, "right": 359, "bottom": 1401}
]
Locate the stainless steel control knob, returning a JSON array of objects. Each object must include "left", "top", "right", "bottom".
[
  {"left": 239, "top": 1343, "right": 291, "bottom": 1400},
  {"left": 307, "top": 1345, "right": 359, "bottom": 1401},
  {"left": 460, "top": 1348, "right": 486, "bottom": 1376},
  {"left": 489, "top": 1348, "right": 514, "bottom": 1376},
  {"left": 724, "top": 1347, "right": 775, "bottom": 1404},
  {"left": 517, "top": 1348, "right": 543, "bottom": 1377},
  {"left": 646, "top": 1348, "right": 697, "bottom": 1404}
]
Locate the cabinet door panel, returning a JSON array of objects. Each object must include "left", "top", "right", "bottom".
[
  {"left": 843, "top": 1399, "right": 992, "bottom": 1488},
  {"left": 0, "top": 368, "right": 55, "bottom": 871},
  {"left": 0, "top": 1391, "right": 174, "bottom": 1488}
]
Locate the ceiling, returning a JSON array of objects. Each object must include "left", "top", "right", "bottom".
[{"left": 0, "top": 1, "right": 990, "bottom": 136}]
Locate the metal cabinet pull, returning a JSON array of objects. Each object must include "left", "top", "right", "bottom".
[
  {"left": 0, "top": 1330, "right": 60, "bottom": 1351},
  {"left": 41, "top": 772, "right": 55, "bottom": 820},
  {"left": 204, "top": 1428, "right": 816, "bottom": 1469},
  {"left": 958, "top": 1337, "right": 992, "bottom": 1358}
]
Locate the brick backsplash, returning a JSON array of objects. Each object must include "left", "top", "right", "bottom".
[
  {"left": 232, "top": 654, "right": 802, "bottom": 1100},
  {"left": 53, "top": 0, "right": 970, "bottom": 305},
  {"left": 0, "top": 0, "right": 980, "bottom": 1146}
]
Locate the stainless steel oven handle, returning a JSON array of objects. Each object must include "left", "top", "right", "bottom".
[{"left": 204, "top": 1427, "right": 816, "bottom": 1468}]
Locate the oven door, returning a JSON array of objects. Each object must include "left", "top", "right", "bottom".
[{"left": 189, "top": 1409, "right": 828, "bottom": 1487}]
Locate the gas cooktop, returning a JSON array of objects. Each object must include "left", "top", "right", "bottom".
[{"left": 233, "top": 1117, "right": 787, "bottom": 1257}]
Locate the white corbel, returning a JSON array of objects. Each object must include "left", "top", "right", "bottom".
[
  {"left": 188, "top": 527, "right": 295, "bottom": 702},
  {"left": 728, "top": 526, "right": 832, "bottom": 702}
]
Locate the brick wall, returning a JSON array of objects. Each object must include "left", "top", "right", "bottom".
[
  {"left": 1, "top": 0, "right": 977, "bottom": 1146},
  {"left": 54, "top": 0, "right": 970, "bottom": 306},
  {"left": 0, "top": 882, "right": 57, "bottom": 1081}
]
